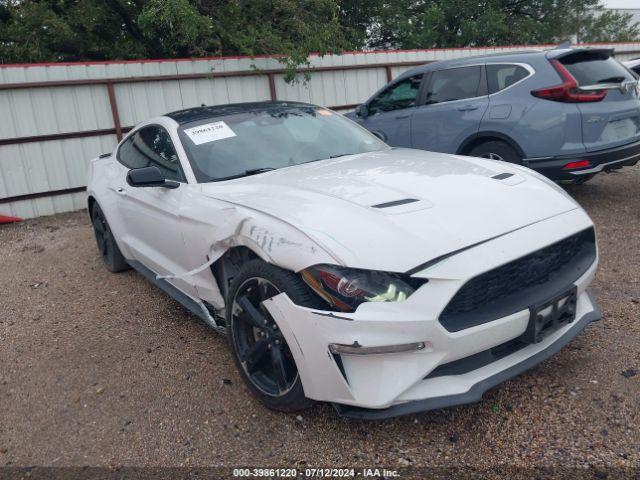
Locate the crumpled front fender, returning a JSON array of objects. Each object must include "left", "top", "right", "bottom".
[{"left": 177, "top": 191, "right": 340, "bottom": 310}]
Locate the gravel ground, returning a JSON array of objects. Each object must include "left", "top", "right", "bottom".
[{"left": 0, "top": 166, "right": 639, "bottom": 474}]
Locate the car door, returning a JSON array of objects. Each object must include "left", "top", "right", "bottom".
[
  {"left": 110, "top": 125, "right": 197, "bottom": 295},
  {"left": 410, "top": 65, "right": 489, "bottom": 153},
  {"left": 355, "top": 75, "right": 424, "bottom": 146}
]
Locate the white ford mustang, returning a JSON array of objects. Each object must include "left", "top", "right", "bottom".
[{"left": 87, "top": 101, "right": 601, "bottom": 419}]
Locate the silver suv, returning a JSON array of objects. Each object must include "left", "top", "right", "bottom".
[{"left": 348, "top": 47, "right": 640, "bottom": 183}]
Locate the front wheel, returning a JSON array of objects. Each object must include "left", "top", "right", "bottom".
[
  {"left": 469, "top": 141, "right": 522, "bottom": 164},
  {"left": 226, "top": 260, "right": 323, "bottom": 412}
]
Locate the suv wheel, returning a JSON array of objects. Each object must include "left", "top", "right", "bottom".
[{"left": 469, "top": 141, "right": 522, "bottom": 164}]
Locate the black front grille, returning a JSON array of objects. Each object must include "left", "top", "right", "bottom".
[{"left": 439, "top": 228, "right": 596, "bottom": 332}]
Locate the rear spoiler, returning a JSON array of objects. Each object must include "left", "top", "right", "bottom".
[{"left": 546, "top": 47, "right": 614, "bottom": 61}]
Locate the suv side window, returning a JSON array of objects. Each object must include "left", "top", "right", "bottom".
[
  {"left": 425, "top": 66, "right": 482, "bottom": 104},
  {"left": 118, "top": 126, "right": 185, "bottom": 182},
  {"left": 368, "top": 75, "right": 423, "bottom": 115},
  {"left": 487, "top": 64, "right": 530, "bottom": 94}
]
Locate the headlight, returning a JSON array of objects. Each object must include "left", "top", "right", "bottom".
[{"left": 301, "top": 264, "right": 422, "bottom": 312}]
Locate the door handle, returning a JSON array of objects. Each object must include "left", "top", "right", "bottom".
[
  {"left": 395, "top": 113, "right": 411, "bottom": 119},
  {"left": 458, "top": 104, "right": 480, "bottom": 112}
]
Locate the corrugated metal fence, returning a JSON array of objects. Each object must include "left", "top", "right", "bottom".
[{"left": 1, "top": 42, "right": 639, "bottom": 219}]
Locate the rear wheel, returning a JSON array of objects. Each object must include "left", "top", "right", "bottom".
[
  {"left": 469, "top": 141, "right": 522, "bottom": 164},
  {"left": 91, "top": 203, "right": 129, "bottom": 273},
  {"left": 226, "top": 260, "right": 323, "bottom": 412}
]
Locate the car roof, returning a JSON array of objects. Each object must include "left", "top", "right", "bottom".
[{"left": 166, "top": 101, "right": 317, "bottom": 125}]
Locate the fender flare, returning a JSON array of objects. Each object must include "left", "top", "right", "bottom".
[{"left": 456, "top": 131, "right": 526, "bottom": 159}]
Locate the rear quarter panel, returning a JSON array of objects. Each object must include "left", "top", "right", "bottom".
[{"left": 480, "top": 56, "right": 586, "bottom": 159}]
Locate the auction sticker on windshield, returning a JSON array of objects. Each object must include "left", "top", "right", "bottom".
[{"left": 184, "top": 121, "right": 236, "bottom": 145}]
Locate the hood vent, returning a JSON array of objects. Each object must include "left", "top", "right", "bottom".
[
  {"left": 371, "top": 198, "right": 420, "bottom": 209},
  {"left": 492, "top": 173, "right": 514, "bottom": 180}
]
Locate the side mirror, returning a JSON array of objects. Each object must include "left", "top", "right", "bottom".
[
  {"left": 355, "top": 104, "right": 368, "bottom": 118},
  {"left": 371, "top": 130, "right": 388, "bottom": 143},
  {"left": 126, "top": 166, "right": 179, "bottom": 189}
]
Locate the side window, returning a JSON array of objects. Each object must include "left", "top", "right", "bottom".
[
  {"left": 425, "top": 66, "right": 482, "bottom": 104},
  {"left": 368, "top": 75, "right": 423, "bottom": 115},
  {"left": 487, "top": 64, "right": 530, "bottom": 94},
  {"left": 118, "top": 126, "right": 185, "bottom": 182}
]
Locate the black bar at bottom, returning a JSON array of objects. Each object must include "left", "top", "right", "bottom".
[{"left": 0, "top": 186, "right": 87, "bottom": 205}]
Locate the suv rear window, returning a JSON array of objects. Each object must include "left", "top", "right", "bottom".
[
  {"left": 487, "top": 64, "right": 530, "bottom": 94},
  {"left": 560, "top": 51, "right": 634, "bottom": 86}
]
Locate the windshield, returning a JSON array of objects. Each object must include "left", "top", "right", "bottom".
[{"left": 178, "top": 105, "right": 388, "bottom": 182}]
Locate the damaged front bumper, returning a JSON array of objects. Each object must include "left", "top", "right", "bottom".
[
  {"left": 261, "top": 208, "right": 601, "bottom": 419},
  {"left": 264, "top": 285, "right": 600, "bottom": 420},
  {"left": 333, "top": 291, "right": 601, "bottom": 419}
]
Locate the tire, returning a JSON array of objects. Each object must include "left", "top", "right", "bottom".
[
  {"left": 469, "top": 141, "right": 522, "bottom": 164},
  {"left": 226, "top": 259, "right": 324, "bottom": 412},
  {"left": 91, "top": 203, "right": 129, "bottom": 273}
]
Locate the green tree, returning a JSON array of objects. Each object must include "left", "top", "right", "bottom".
[
  {"left": 0, "top": 0, "right": 638, "bottom": 71},
  {"left": 0, "top": 0, "right": 350, "bottom": 80},
  {"left": 137, "top": 0, "right": 218, "bottom": 57},
  {"left": 338, "top": 0, "right": 639, "bottom": 49},
  {"left": 569, "top": 0, "right": 640, "bottom": 43},
  {"left": 199, "top": 0, "right": 350, "bottom": 81}
]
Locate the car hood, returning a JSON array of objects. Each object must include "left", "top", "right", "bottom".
[{"left": 199, "top": 148, "right": 578, "bottom": 273}]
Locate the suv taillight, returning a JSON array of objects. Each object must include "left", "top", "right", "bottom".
[{"left": 531, "top": 59, "right": 607, "bottom": 103}]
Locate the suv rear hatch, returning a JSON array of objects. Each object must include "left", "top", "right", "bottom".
[{"left": 547, "top": 48, "right": 640, "bottom": 153}]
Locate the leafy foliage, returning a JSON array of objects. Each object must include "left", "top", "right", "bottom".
[
  {"left": 0, "top": 0, "right": 349, "bottom": 79},
  {"left": 0, "top": 0, "right": 637, "bottom": 76},
  {"left": 342, "top": 0, "right": 639, "bottom": 49},
  {"left": 199, "top": 0, "right": 350, "bottom": 82}
]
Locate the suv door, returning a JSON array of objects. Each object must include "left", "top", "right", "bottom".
[
  {"left": 111, "top": 125, "right": 196, "bottom": 295},
  {"left": 355, "top": 75, "right": 423, "bottom": 146},
  {"left": 410, "top": 65, "right": 489, "bottom": 153}
]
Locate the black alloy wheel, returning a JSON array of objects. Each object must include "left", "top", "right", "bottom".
[
  {"left": 230, "top": 277, "right": 298, "bottom": 397},
  {"left": 226, "top": 259, "right": 323, "bottom": 411}
]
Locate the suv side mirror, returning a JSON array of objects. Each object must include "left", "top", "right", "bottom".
[
  {"left": 355, "top": 104, "right": 368, "bottom": 117},
  {"left": 126, "top": 166, "right": 179, "bottom": 189}
]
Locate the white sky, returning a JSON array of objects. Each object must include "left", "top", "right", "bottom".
[{"left": 602, "top": 0, "right": 639, "bottom": 8}]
